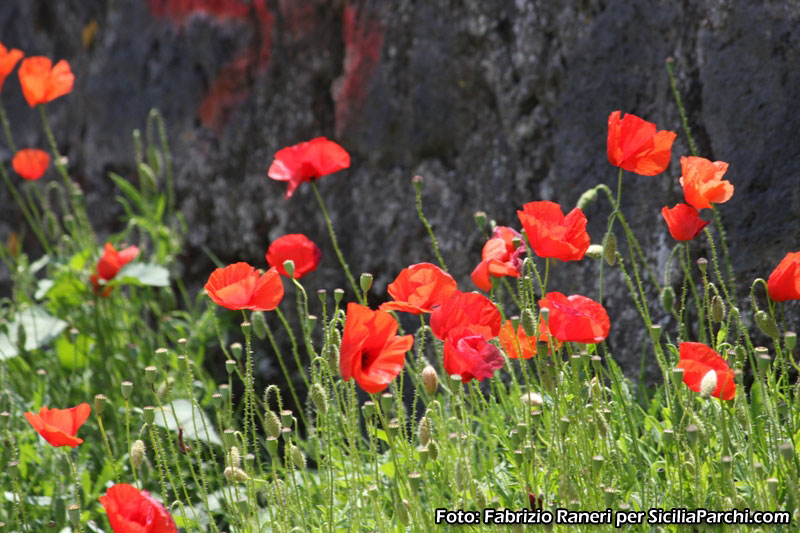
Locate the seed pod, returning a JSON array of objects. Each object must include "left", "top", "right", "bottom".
[
  {"left": 230, "top": 342, "right": 243, "bottom": 360},
  {"left": 94, "top": 394, "right": 107, "bottom": 416},
  {"left": 360, "top": 273, "right": 373, "bottom": 293}
]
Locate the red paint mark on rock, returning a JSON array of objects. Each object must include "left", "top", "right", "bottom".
[
  {"left": 148, "top": 0, "right": 274, "bottom": 130},
  {"left": 333, "top": 1, "right": 384, "bottom": 137}
]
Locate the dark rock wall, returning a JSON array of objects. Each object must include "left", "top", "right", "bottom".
[{"left": 2, "top": 0, "right": 800, "bottom": 379}]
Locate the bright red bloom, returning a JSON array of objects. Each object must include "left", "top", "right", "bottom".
[
  {"left": 430, "top": 290, "right": 502, "bottom": 341},
  {"left": 379, "top": 262, "right": 457, "bottom": 314},
  {"left": 471, "top": 226, "right": 525, "bottom": 291},
  {"left": 517, "top": 201, "right": 590, "bottom": 262},
  {"left": 339, "top": 303, "right": 413, "bottom": 394},
  {"left": 498, "top": 319, "right": 559, "bottom": 359},
  {"left": 0, "top": 43, "right": 23, "bottom": 92},
  {"left": 607, "top": 110, "right": 677, "bottom": 175},
  {"left": 18, "top": 56, "right": 74, "bottom": 107},
  {"left": 90, "top": 242, "right": 140, "bottom": 295},
  {"left": 538, "top": 292, "right": 610, "bottom": 344},
  {"left": 99, "top": 483, "right": 177, "bottom": 533},
  {"left": 205, "top": 262, "right": 284, "bottom": 311},
  {"left": 676, "top": 342, "right": 736, "bottom": 401},
  {"left": 679, "top": 156, "right": 733, "bottom": 210},
  {"left": 12, "top": 149, "right": 50, "bottom": 181},
  {"left": 443, "top": 328, "right": 504, "bottom": 383},
  {"left": 266, "top": 234, "right": 321, "bottom": 279},
  {"left": 24, "top": 403, "right": 91, "bottom": 448},
  {"left": 661, "top": 203, "right": 709, "bottom": 241},
  {"left": 267, "top": 137, "right": 350, "bottom": 199},
  {"left": 767, "top": 252, "right": 800, "bottom": 302}
]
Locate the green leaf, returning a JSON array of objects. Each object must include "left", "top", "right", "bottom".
[
  {"left": 0, "top": 307, "right": 68, "bottom": 360},
  {"left": 56, "top": 334, "right": 93, "bottom": 369},
  {"left": 109, "top": 172, "right": 147, "bottom": 214},
  {"left": 151, "top": 399, "right": 221, "bottom": 445},
  {"left": 115, "top": 263, "right": 169, "bottom": 287},
  {"left": 39, "top": 272, "right": 86, "bottom": 307}
]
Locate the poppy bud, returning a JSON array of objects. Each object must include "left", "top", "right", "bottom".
[
  {"left": 474, "top": 211, "right": 487, "bottom": 231},
  {"left": 326, "top": 343, "right": 339, "bottom": 374},
  {"left": 711, "top": 295, "right": 726, "bottom": 322},
  {"left": 145, "top": 366, "right": 157, "bottom": 384},
  {"left": 454, "top": 460, "right": 467, "bottom": 491},
  {"left": 333, "top": 288, "right": 345, "bottom": 305},
  {"left": 576, "top": 187, "right": 598, "bottom": 211},
  {"left": 131, "top": 439, "right": 146, "bottom": 469},
  {"left": 360, "top": 273, "right": 373, "bottom": 293},
  {"left": 696, "top": 257, "right": 708, "bottom": 274},
  {"left": 520, "top": 308, "right": 536, "bottom": 337},
  {"left": 520, "top": 392, "right": 543, "bottom": 407},
  {"left": 585, "top": 244, "right": 603, "bottom": 260},
  {"left": 121, "top": 381, "right": 133, "bottom": 399},
  {"left": 228, "top": 446, "right": 241, "bottom": 468},
  {"left": 661, "top": 286, "right": 675, "bottom": 313},
  {"left": 755, "top": 311, "right": 780, "bottom": 338},
  {"left": 263, "top": 410, "right": 281, "bottom": 439},
  {"left": 224, "top": 466, "right": 248, "bottom": 482},
  {"left": 143, "top": 406, "right": 156, "bottom": 425},
  {"left": 699, "top": 370, "right": 717, "bottom": 397},
  {"left": 310, "top": 384, "right": 328, "bottom": 415},
  {"left": 412, "top": 174, "right": 424, "bottom": 191},
  {"left": 509, "top": 429, "right": 520, "bottom": 448},
  {"left": 251, "top": 311, "right": 268, "bottom": 340},
  {"left": 604, "top": 233, "right": 617, "bottom": 265},
  {"left": 290, "top": 445, "right": 306, "bottom": 469},
  {"left": 418, "top": 416, "right": 432, "bottom": 446},
  {"left": 785, "top": 331, "right": 797, "bottom": 353},
  {"left": 94, "top": 394, "right": 107, "bottom": 416},
  {"left": 230, "top": 342, "right": 243, "bottom": 360},
  {"left": 421, "top": 365, "right": 438, "bottom": 395},
  {"left": 427, "top": 440, "right": 439, "bottom": 461}
]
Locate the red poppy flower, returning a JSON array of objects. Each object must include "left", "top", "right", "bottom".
[
  {"left": 90, "top": 243, "right": 140, "bottom": 296},
  {"left": 12, "top": 149, "right": 50, "bottom": 181},
  {"left": 538, "top": 292, "right": 610, "bottom": 344},
  {"left": 443, "top": 328, "right": 504, "bottom": 383},
  {"left": 0, "top": 43, "right": 23, "bottom": 92},
  {"left": 99, "top": 483, "right": 177, "bottom": 533},
  {"left": 498, "top": 319, "right": 558, "bottom": 359},
  {"left": 517, "top": 201, "right": 590, "bottom": 262},
  {"left": 679, "top": 156, "right": 733, "bottom": 210},
  {"left": 767, "top": 252, "right": 800, "bottom": 302},
  {"left": 471, "top": 226, "right": 525, "bottom": 291},
  {"left": 267, "top": 137, "right": 350, "bottom": 199},
  {"left": 205, "top": 262, "right": 284, "bottom": 311},
  {"left": 676, "top": 342, "right": 735, "bottom": 400},
  {"left": 18, "top": 56, "right": 74, "bottom": 107},
  {"left": 379, "top": 262, "right": 457, "bottom": 314},
  {"left": 339, "top": 303, "right": 413, "bottom": 394},
  {"left": 607, "top": 110, "right": 677, "bottom": 175},
  {"left": 430, "top": 290, "right": 502, "bottom": 341},
  {"left": 266, "top": 234, "right": 322, "bottom": 279},
  {"left": 661, "top": 203, "right": 709, "bottom": 241},
  {"left": 24, "top": 403, "right": 91, "bottom": 448}
]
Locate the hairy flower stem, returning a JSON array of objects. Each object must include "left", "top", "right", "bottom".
[
  {"left": 96, "top": 414, "right": 120, "bottom": 483},
  {"left": 414, "top": 179, "right": 448, "bottom": 271},
  {"left": 0, "top": 163, "right": 52, "bottom": 254},
  {"left": 263, "top": 322, "right": 309, "bottom": 430},
  {"left": 311, "top": 182, "right": 364, "bottom": 304}
]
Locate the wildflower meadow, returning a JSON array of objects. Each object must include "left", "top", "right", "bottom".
[{"left": 1, "top": 37, "right": 800, "bottom": 533}]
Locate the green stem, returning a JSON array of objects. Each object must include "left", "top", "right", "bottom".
[
  {"left": 0, "top": 102, "right": 17, "bottom": 153},
  {"left": 414, "top": 179, "right": 448, "bottom": 271},
  {"left": 311, "top": 181, "right": 364, "bottom": 304}
]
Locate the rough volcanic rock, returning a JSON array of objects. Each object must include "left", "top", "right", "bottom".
[{"left": 2, "top": 0, "right": 799, "bottom": 384}]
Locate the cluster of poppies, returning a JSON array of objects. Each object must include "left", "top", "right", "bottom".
[
  {"left": 23, "top": 404, "right": 177, "bottom": 532},
  {"left": 1, "top": 43, "right": 75, "bottom": 181}
]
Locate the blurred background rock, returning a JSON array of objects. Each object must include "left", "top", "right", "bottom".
[{"left": 2, "top": 0, "right": 799, "bottom": 384}]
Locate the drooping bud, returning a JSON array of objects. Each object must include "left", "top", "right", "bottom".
[
  {"left": 131, "top": 439, "right": 146, "bottom": 469},
  {"left": 520, "top": 308, "right": 536, "bottom": 337},
  {"left": 228, "top": 446, "right": 241, "bottom": 468},
  {"left": 251, "top": 311, "right": 268, "bottom": 340},
  {"left": 418, "top": 416, "right": 432, "bottom": 447},
  {"left": 224, "top": 466, "right": 248, "bottom": 482},
  {"left": 604, "top": 233, "right": 617, "bottom": 265},
  {"left": 265, "top": 410, "right": 281, "bottom": 438},
  {"left": 755, "top": 311, "right": 780, "bottom": 338},
  {"left": 290, "top": 445, "right": 306, "bottom": 469},
  {"left": 310, "top": 384, "right": 328, "bottom": 415},
  {"left": 585, "top": 244, "right": 603, "bottom": 260},
  {"left": 427, "top": 440, "right": 439, "bottom": 461},
  {"left": 576, "top": 187, "right": 598, "bottom": 211},
  {"left": 520, "top": 392, "right": 543, "bottom": 407},
  {"left": 421, "top": 365, "right": 438, "bottom": 395},
  {"left": 711, "top": 295, "right": 725, "bottom": 322},
  {"left": 699, "top": 370, "right": 717, "bottom": 397}
]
